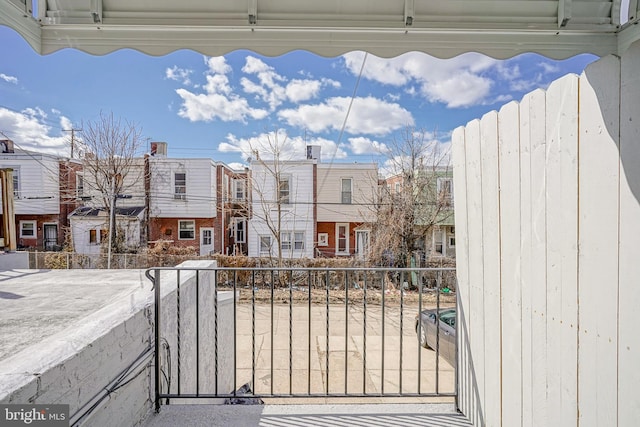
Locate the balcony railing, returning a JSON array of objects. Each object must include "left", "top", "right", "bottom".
[{"left": 146, "top": 266, "right": 457, "bottom": 411}]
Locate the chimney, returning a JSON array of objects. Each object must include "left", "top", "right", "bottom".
[
  {"left": 0, "top": 139, "right": 14, "bottom": 154},
  {"left": 150, "top": 142, "right": 168, "bottom": 157},
  {"left": 306, "top": 145, "right": 321, "bottom": 161}
]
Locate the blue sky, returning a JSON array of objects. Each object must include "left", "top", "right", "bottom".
[{"left": 0, "top": 25, "right": 597, "bottom": 172}]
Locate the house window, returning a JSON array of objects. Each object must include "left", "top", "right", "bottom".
[
  {"left": 336, "top": 223, "right": 349, "bottom": 254},
  {"left": 449, "top": 237, "right": 456, "bottom": 248},
  {"left": 234, "top": 179, "right": 246, "bottom": 201},
  {"left": 233, "top": 218, "right": 246, "bottom": 243},
  {"left": 278, "top": 176, "right": 290, "bottom": 204},
  {"left": 341, "top": 178, "right": 352, "bottom": 204},
  {"left": 317, "top": 232, "right": 328, "bottom": 247},
  {"left": 174, "top": 172, "right": 187, "bottom": 200},
  {"left": 76, "top": 174, "right": 84, "bottom": 197},
  {"left": 100, "top": 229, "right": 108, "bottom": 242},
  {"left": 201, "top": 229, "right": 212, "bottom": 246},
  {"left": 355, "top": 230, "right": 370, "bottom": 258},
  {"left": 437, "top": 177, "right": 453, "bottom": 204},
  {"left": 281, "top": 232, "right": 292, "bottom": 250},
  {"left": 19, "top": 221, "right": 36, "bottom": 238},
  {"left": 89, "top": 229, "right": 97, "bottom": 244},
  {"left": 11, "top": 167, "right": 19, "bottom": 198},
  {"left": 259, "top": 235, "right": 272, "bottom": 254},
  {"left": 178, "top": 220, "right": 195, "bottom": 240},
  {"left": 294, "top": 232, "right": 305, "bottom": 250},
  {"left": 394, "top": 182, "right": 401, "bottom": 194}
]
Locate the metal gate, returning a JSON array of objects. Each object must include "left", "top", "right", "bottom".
[{"left": 146, "top": 266, "right": 458, "bottom": 411}]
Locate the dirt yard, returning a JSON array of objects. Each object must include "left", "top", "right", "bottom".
[{"left": 218, "top": 285, "right": 457, "bottom": 306}]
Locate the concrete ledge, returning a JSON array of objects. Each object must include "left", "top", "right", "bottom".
[{"left": 0, "top": 261, "right": 235, "bottom": 427}]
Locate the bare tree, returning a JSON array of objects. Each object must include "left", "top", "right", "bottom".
[
  {"left": 370, "top": 126, "right": 453, "bottom": 268},
  {"left": 79, "top": 112, "right": 145, "bottom": 256},
  {"left": 246, "top": 129, "right": 306, "bottom": 267}
]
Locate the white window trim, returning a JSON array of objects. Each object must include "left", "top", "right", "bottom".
[
  {"left": 178, "top": 220, "right": 196, "bottom": 240},
  {"left": 19, "top": 220, "right": 36, "bottom": 238},
  {"left": 174, "top": 172, "right": 187, "bottom": 200},
  {"left": 233, "top": 218, "right": 247, "bottom": 243},
  {"left": 437, "top": 177, "right": 454, "bottom": 202},
  {"left": 201, "top": 228, "right": 213, "bottom": 246},
  {"left": 233, "top": 178, "right": 246, "bottom": 201},
  {"left": 9, "top": 166, "right": 20, "bottom": 198},
  {"left": 341, "top": 177, "right": 352, "bottom": 204},
  {"left": 335, "top": 223, "right": 349, "bottom": 255},
  {"left": 76, "top": 173, "right": 84, "bottom": 198},
  {"left": 259, "top": 235, "right": 272, "bottom": 254},
  {"left": 294, "top": 231, "right": 305, "bottom": 250},
  {"left": 317, "top": 232, "right": 328, "bottom": 247},
  {"left": 277, "top": 175, "right": 291, "bottom": 205},
  {"left": 355, "top": 229, "right": 370, "bottom": 258}
]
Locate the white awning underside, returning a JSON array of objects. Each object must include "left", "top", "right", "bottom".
[{"left": 2, "top": 0, "right": 640, "bottom": 59}]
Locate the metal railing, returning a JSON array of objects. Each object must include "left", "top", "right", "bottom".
[{"left": 146, "top": 267, "right": 457, "bottom": 411}]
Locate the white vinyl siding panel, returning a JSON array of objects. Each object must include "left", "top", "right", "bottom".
[
  {"left": 81, "top": 158, "right": 147, "bottom": 209},
  {"left": 316, "top": 164, "right": 377, "bottom": 222},
  {"left": 150, "top": 158, "right": 217, "bottom": 218},
  {"left": 247, "top": 161, "right": 314, "bottom": 258},
  {"left": 0, "top": 154, "right": 60, "bottom": 215}
]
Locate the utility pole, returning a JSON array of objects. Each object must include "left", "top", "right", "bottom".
[{"left": 63, "top": 128, "right": 82, "bottom": 159}]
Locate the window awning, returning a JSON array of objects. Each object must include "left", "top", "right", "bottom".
[{"left": 1, "top": 0, "right": 639, "bottom": 59}]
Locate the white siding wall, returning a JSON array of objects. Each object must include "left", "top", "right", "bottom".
[
  {"left": 150, "top": 158, "right": 216, "bottom": 218},
  {"left": 0, "top": 154, "right": 60, "bottom": 214},
  {"left": 453, "top": 41, "right": 640, "bottom": 426},
  {"left": 248, "top": 161, "right": 314, "bottom": 258},
  {"left": 316, "top": 163, "right": 378, "bottom": 222},
  {"left": 82, "top": 159, "right": 146, "bottom": 209}
]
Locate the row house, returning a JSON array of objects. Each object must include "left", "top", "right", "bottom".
[
  {"left": 0, "top": 139, "right": 82, "bottom": 251},
  {"left": 68, "top": 142, "right": 248, "bottom": 256},
  {"left": 146, "top": 143, "right": 219, "bottom": 255},
  {"left": 384, "top": 167, "right": 455, "bottom": 259},
  {"left": 247, "top": 146, "right": 379, "bottom": 259}
]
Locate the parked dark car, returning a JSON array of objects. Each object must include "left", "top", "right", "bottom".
[{"left": 415, "top": 308, "right": 456, "bottom": 366}]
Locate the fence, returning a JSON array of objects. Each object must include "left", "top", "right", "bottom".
[
  {"left": 147, "top": 266, "right": 457, "bottom": 410},
  {"left": 452, "top": 42, "right": 640, "bottom": 426}
]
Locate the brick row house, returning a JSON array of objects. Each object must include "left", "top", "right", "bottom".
[
  {"left": 2, "top": 139, "right": 449, "bottom": 262},
  {"left": 383, "top": 167, "right": 455, "bottom": 260},
  {"left": 0, "top": 139, "right": 83, "bottom": 251},
  {"left": 71, "top": 142, "right": 248, "bottom": 256},
  {"left": 247, "top": 146, "right": 379, "bottom": 260}
]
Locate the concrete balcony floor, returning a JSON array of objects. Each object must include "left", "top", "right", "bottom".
[{"left": 144, "top": 403, "right": 472, "bottom": 427}]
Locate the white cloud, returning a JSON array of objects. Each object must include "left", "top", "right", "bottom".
[
  {"left": 343, "top": 51, "right": 500, "bottom": 108},
  {"left": 538, "top": 62, "right": 560, "bottom": 74},
  {"left": 422, "top": 71, "right": 493, "bottom": 108},
  {"left": 0, "top": 73, "right": 18, "bottom": 84},
  {"left": 174, "top": 55, "right": 268, "bottom": 122},
  {"left": 165, "top": 66, "right": 193, "bottom": 85},
  {"left": 0, "top": 107, "right": 72, "bottom": 155},
  {"left": 219, "top": 130, "right": 347, "bottom": 162},
  {"left": 206, "top": 56, "right": 232, "bottom": 75},
  {"left": 378, "top": 139, "right": 453, "bottom": 177},
  {"left": 285, "top": 79, "right": 321, "bottom": 103},
  {"left": 176, "top": 89, "right": 267, "bottom": 122},
  {"left": 226, "top": 162, "right": 247, "bottom": 171},
  {"left": 348, "top": 137, "right": 389, "bottom": 155},
  {"left": 321, "top": 77, "right": 341, "bottom": 89},
  {"left": 241, "top": 56, "right": 287, "bottom": 110},
  {"left": 278, "top": 96, "right": 413, "bottom": 136}
]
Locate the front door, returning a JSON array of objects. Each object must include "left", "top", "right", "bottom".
[
  {"left": 200, "top": 227, "right": 214, "bottom": 255},
  {"left": 43, "top": 224, "right": 58, "bottom": 251}
]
